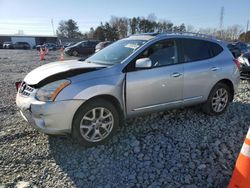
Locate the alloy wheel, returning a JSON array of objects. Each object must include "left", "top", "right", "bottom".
[
  {"left": 211, "top": 88, "right": 229, "bottom": 113},
  {"left": 79, "top": 107, "right": 114, "bottom": 142}
]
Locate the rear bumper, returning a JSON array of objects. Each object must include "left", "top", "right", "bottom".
[{"left": 16, "top": 93, "right": 84, "bottom": 135}]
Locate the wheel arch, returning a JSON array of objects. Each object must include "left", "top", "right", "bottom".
[
  {"left": 214, "top": 79, "right": 235, "bottom": 101},
  {"left": 72, "top": 94, "right": 125, "bottom": 132}
]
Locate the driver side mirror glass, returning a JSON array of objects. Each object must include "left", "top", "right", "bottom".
[{"left": 135, "top": 58, "right": 152, "bottom": 69}]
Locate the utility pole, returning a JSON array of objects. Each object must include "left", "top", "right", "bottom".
[
  {"left": 51, "top": 19, "right": 55, "bottom": 36},
  {"left": 245, "top": 19, "right": 249, "bottom": 42},
  {"left": 219, "top": 6, "right": 224, "bottom": 39},
  {"left": 219, "top": 6, "right": 224, "bottom": 29}
]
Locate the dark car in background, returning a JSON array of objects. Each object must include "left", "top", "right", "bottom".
[
  {"left": 14, "top": 42, "right": 30, "bottom": 49},
  {"left": 227, "top": 42, "right": 248, "bottom": 58},
  {"left": 95, "top": 41, "right": 113, "bottom": 52},
  {"left": 63, "top": 42, "right": 76, "bottom": 49},
  {"left": 36, "top": 43, "right": 58, "bottom": 51},
  {"left": 3, "top": 41, "right": 14, "bottom": 49},
  {"left": 0, "top": 43, "right": 2, "bottom": 49},
  {"left": 64, "top": 40, "right": 99, "bottom": 56},
  {"left": 238, "top": 52, "right": 250, "bottom": 79}
]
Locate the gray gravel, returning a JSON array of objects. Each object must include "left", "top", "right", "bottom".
[{"left": 0, "top": 49, "right": 250, "bottom": 188}]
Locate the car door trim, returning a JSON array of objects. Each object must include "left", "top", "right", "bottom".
[
  {"left": 133, "top": 100, "right": 182, "bottom": 111},
  {"left": 183, "top": 96, "right": 203, "bottom": 102},
  {"left": 133, "top": 96, "right": 202, "bottom": 111}
]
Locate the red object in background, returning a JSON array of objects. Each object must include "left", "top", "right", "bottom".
[
  {"left": 234, "top": 59, "right": 241, "bottom": 70},
  {"left": 60, "top": 53, "right": 64, "bottom": 61},
  {"left": 40, "top": 47, "right": 45, "bottom": 61},
  {"left": 45, "top": 47, "right": 49, "bottom": 55},
  {"left": 15, "top": 82, "right": 22, "bottom": 91}
]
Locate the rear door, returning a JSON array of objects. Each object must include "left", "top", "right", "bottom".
[
  {"left": 79, "top": 41, "right": 88, "bottom": 55},
  {"left": 125, "top": 39, "right": 184, "bottom": 115},
  {"left": 180, "top": 38, "right": 222, "bottom": 105}
]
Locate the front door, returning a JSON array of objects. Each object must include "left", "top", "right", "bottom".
[{"left": 125, "top": 39, "right": 183, "bottom": 115}]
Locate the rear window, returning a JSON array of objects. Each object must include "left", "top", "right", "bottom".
[{"left": 181, "top": 39, "right": 211, "bottom": 62}]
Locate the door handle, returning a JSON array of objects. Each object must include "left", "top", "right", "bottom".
[
  {"left": 171, "top": 72, "right": 182, "bottom": 77},
  {"left": 211, "top": 67, "right": 220, "bottom": 71}
]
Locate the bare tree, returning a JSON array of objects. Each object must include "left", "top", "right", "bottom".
[
  {"left": 56, "top": 19, "right": 82, "bottom": 38},
  {"left": 186, "top": 25, "right": 195, "bottom": 32},
  {"left": 110, "top": 16, "right": 129, "bottom": 39}
]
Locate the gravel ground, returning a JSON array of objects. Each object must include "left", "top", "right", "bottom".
[{"left": 0, "top": 49, "right": 250, "bottom": 188}]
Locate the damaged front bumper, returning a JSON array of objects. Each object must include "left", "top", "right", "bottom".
[{"left": 16, "top": 93, "right": 84, "bottom": 135}]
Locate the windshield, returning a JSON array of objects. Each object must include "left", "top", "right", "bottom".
[{"left": 85, "top": 39, "right": 147, "bottom": 65}]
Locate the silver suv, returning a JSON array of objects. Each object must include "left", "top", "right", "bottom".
[{"left": 16, "top": 32, "right": 240, "bottom": 146}]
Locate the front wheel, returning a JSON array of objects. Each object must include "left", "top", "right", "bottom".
[
  {"left": 202, "top": 83, "right": 231, "bottom": 115},
  {"left": 72, "top": 99, "right": 119, "bottom": 146}
]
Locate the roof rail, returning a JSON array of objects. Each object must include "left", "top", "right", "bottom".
[
  {"left": 157, "top": 31, "right": 217, "bottom": 40},
  {"left": 129, "top": 32, "right": 160, "bottom": 37}
]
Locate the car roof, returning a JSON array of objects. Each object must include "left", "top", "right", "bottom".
[{"left": 127, "top": 31, "right": 219, "bottom": 43}]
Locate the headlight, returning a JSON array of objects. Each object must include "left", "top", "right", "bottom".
[
  {"left": 238, "top": 56, "right": 250, "bottom": 66},
  {"left": 36, "top": 79, "right": 71, "bottom": 101}
]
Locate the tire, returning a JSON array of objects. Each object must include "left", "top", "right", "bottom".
[
  {"left": 72, "top": 50, "right": 78, "bottom": 56},
  {"left": 72, "top": 99, "right": 120, "bottom": 146},
  {"left": 202, "top": 83, "right": 231, "bottom": 115}
]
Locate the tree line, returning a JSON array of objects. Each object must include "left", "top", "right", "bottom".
[
  {"left": 56, "top": 15, "right": 250, "bottom": 43},
  {"left": 57, "top": 15, "right": 186, "bottom": 41}
]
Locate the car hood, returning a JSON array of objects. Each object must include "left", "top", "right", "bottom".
[{"left": 24, "top": 60, "right": 106, "bottom": 87}]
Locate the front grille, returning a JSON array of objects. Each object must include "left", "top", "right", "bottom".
[{"left": 19, "top": 82, "right": 34, "bottom": 96}]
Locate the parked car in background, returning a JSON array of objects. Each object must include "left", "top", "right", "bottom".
[
  {"left": 238, "top": 52, "right": 250, "bottom": 79},
  {"left": 95, "top": 41, "right": 113, "bottom": 52},
  {"left": 0, "top": 42, "right": 2, "bottom": 49},
  {"left": 14, "top": 42, "right": 30, "bottom": 49},
  {"left": 227, "top": 42, "right": 248, "bottom": 58},
  {"left": 36, "top": 43, "right": 58, "bottom": 51},
  {"left": 64, "top": 40, "right": 99, "bottom": 56},
  {"left": 63, "top": 42, "right": 76, "bottom": 49},
  {"left": 3, "top": 41, "right": 14, "bottom": 49},
  {"left": 16, "top": 33, "right": 240, "bottom": 146}
]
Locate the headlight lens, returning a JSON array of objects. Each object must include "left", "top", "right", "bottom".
[{"left": 36, "top": 79, "right": 71, "bottom": 101}]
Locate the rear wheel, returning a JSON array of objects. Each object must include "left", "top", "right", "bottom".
[
  {"left": 72, "top": 99, "right": 119, "bottom": 146},
  {"left": 202, "top": 83, "right": 231, "bottom": 115}
]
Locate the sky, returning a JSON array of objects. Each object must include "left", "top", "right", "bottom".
[{"left": 0, "top": 0, "right": 249, "bottom": 36}]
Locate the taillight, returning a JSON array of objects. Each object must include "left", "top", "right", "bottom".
[
  {"left": 233, "top": 59, "right": 241, "bottom": 70},
  {"left": 15, "top": 82, "right": 22, "bottom": 91}
]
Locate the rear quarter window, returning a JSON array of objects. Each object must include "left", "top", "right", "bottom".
[
  {"left": 180, "top": 39, "right": 223, "bottom": 62},
  {"left": 208, "top": 42, "right": 223, "bottom": 57}
]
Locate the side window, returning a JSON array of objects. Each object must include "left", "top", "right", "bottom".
[
  {"left": 91, "top": 42, "right": 97, "bottom": 48},
  {"left": 208, "top": 42, "right": 223, "bottom": 57},
  {"left": 138, "top": 40, "right": 178, "bottom": 67},
  {"left": 181, "top": 39, "right": 211, "bottom": 62},
  {"left": 81, "top": 42, "right": 87, "bottom": 47}
]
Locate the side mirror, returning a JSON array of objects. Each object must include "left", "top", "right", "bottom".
[{"left": 135, "top": 58, "right": 152, "bottom": 69}]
